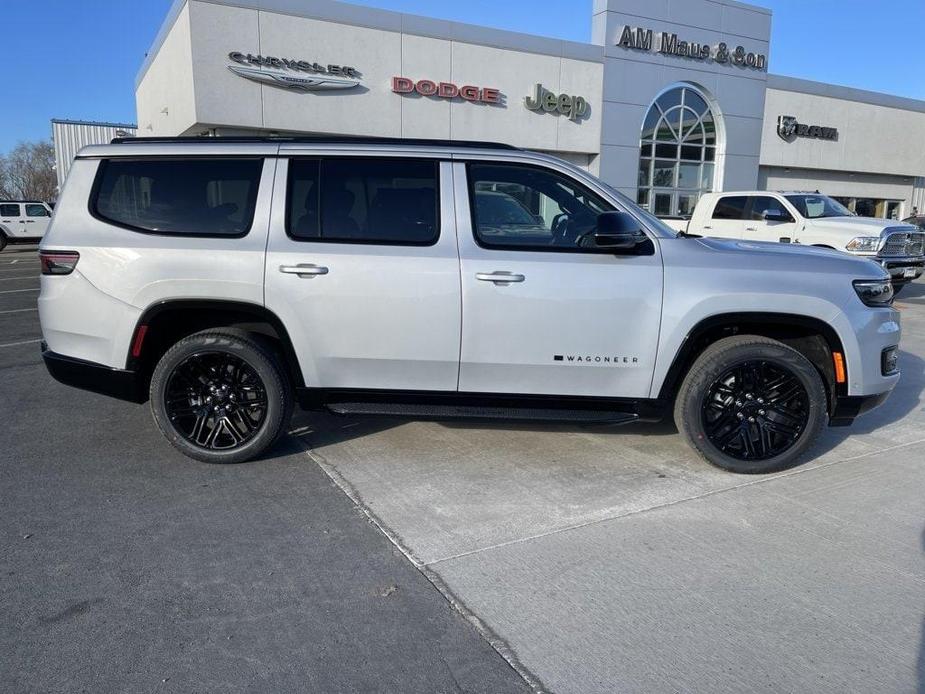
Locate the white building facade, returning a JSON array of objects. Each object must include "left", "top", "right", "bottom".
[{"left": 136, "top": 0, "right": 925, "bottom": 220}]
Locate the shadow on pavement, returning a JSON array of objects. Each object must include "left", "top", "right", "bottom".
[{"left": 920, "top": 526, "right": 925, "bottom": 694}]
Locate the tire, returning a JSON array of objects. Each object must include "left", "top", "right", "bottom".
[
  {"left": 149, "top": 330, "right": 293, "bottom": 464},
  {"left": 673, "top": 335, "right": 827, "bottom": 474},
  {"left": 0, "top": 234, "right": 7, "bottom": 252}
]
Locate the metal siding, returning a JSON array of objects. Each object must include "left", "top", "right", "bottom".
[{"left": 52, "top": 120, "right": 137, "bottom": 193}]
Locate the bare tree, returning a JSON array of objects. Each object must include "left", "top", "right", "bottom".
[{"left": 0, "top": 140, "right": 57, "bottom": 202}]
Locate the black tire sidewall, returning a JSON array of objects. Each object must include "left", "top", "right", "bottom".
[
  {"left": 149, "top": 331, "right": 290, "bottom": 464},
  {"left": 676, "top": 339, "right": 827, "bottom": 474}
]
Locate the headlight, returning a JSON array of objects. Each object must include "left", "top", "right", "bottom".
[
  {"left": 853, "top": 279, "right": 894, "bottom": 307},
  {"left": 845, "top": 236, "right": 880, "bottom": 252}
]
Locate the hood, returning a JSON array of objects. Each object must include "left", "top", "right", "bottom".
[
  {"left": 689, "top": 236, "right": 888, "bottom": 277},
  {"left": 805, "top": 216, "right": 916, "bottom": 237}
]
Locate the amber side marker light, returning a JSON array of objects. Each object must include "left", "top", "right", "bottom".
[{"left": 832, "top": 352, "right": 847, "bottom": 384}]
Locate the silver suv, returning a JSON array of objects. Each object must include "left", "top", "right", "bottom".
[{"left": 38, "top": 137, "right": 901, "bottom": 474}]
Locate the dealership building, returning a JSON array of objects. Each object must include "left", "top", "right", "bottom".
[{"left": 136, "top": 0, "right": 925, "bottom": 220}]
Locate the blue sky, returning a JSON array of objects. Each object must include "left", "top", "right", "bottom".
[{"left": 4, "top": 0, "right": 924, "bottom": 153}]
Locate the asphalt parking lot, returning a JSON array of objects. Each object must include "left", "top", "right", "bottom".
[{"left": 2, "top": 246, "right": 925, "bottom": 693}]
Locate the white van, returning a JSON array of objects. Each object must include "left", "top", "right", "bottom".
[{"left": 0, "top": 200, "right": 54, "bottom": 251}]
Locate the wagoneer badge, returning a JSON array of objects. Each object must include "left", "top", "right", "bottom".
[{"left": 228, "top": 52, "right": 361, "bottom": 91}]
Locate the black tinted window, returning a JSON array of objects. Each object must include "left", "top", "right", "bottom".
[
  {"left": 0, "top": 204, "right": 20, "bottom": 217},
  {"left": 468, "top": 163, "right": 612, "bottom": 251},
  {"left": 287, "top": 158, "right": 438, "bottom": 245},
  {"left": 748, "top": 196, "right": 791, "bottom": 222},
  {"left": 94, "top": 159, "right": 262, "bottom": 236},
  {"left": 712, "top": 196, "right": 748, "bottom": 220}
]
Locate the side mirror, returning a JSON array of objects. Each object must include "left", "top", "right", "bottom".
[
  {"left": 593, "top": 211, "right": 644, "bottom": 249},
  {"left": 763, "top": 210, "right": 792, "bottom": 223}
]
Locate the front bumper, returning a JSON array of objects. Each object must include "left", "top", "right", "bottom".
[
  {"left": 876, "top": 257, "right": 924, "bottom": 283},
  {"left": 42, "top": 344, "right": 146, "bottom": 403}
]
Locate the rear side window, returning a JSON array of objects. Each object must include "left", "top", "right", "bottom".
[
  {"left": 93, "top": 158, "right": 262, "bottom": 236},
  {"left": 0, "top": 204, "right": 20, "bottom": 217},
  {"left": 287, "top": 158, "right": 439, "bottom": 245},
  {"left": 712, "top": 196, "right": 749, "bottom": 220},
  {"left": 25, "top": 204, "right": 50, "bottom": 217}
]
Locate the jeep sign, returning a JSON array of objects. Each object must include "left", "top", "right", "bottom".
[{"left": 524, "top": 84, "right": 589, "bottom": 121}]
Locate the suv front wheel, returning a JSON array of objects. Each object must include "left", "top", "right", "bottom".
[
  {"left": 150, "top": 330, "right": 292, "bottom": 463},
  {"left": 674, "top": 335, "right": 827, "bottom": 474}
]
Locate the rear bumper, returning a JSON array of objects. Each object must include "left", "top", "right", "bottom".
[
  {"left": 42, "top": 344, "right": 146, "bottom": 403},
  {"left": 829, "top": 391, "right": 891, "bottom": 427}
]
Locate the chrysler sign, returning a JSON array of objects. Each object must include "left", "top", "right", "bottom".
[
  {"left": 228, "top": 52, "right": 361, "bottom": 91},
  {"left": 617, "top": 26, "right": 767, "bottom": 71}
]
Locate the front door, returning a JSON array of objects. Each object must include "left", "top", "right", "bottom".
[
  {"left": 23, "top": 203, "right": 51, "bottom": 238},
  {"left": 743, "top": 196, "right": 798, "bottom": 243},
  {"left": 265, "top": 155, "right": 461, "bottom": 392},
  {"left": 455, "top": 160, "right": 663, "bottom": 399}
]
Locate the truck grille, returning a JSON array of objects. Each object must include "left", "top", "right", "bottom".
[{"left": 880, "top": 231, "right": 925, "bottom": 258}]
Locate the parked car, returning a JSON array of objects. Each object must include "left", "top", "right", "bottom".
[
  {"left": 38, "top": 137, "right": 901, "bottom": 474},
  {"left": 0, "top": 200, "right": 54, "bottom": 251},
  {"left": 685, "top": 192, "right": 924, "bottom": 292},
  {"left": 902, "top": 215, "right": 925, "bottom": 231}
]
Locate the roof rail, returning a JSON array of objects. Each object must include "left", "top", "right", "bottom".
[{"left": 109, "top": 135, "right": 521, "bottom": 150}]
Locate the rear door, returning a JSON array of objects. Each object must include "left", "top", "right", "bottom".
[
  {"left": 0, "top": 203, "right": 24, "bottom": 238},
  {"left": 454, "top": 159, "right": 663, "bottom": 399},
  {"left": 702, "top": 195, "right": 749, "bottom": 239},
  {"left": 23, "top": 203, "right": 52, "bottom": 238},
  {"left": 264, "top": 153, "right": 461, "bottom": 391}
]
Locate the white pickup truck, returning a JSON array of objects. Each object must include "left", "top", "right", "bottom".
[{"left": 684, "top": 192, "right": 925, "bottom": 292}]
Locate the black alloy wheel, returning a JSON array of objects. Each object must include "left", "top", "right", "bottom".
[
  {"left": 150, "top": 330, "right": 292, "bottom": 464},
  {"left": 700, "top": 360, "right": 809, "bottom": 461},
  {"left": 165, "top": 351, "right": 268, "bottom": 450}
]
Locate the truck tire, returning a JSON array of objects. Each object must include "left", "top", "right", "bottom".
[
  {"left": 149, "top": 330, "right": 293, "bottom": 464},
  {"left": 0, "top": 234, "right": 7, "bottom": 252},
  {"left": 674, "top": 335, "right": 827, "bottom": 474}
]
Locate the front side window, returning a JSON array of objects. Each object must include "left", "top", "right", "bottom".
[
  {"left": 93, "top": 158, "right": 262, "bottom": 236},
  {"left": 468, "top": 163, "right": 613, "bottom": 251},
  {"left": 0, "top": 204, "right": 20, "bottom": 217},
  {"left": 748, "top": 197, "right": 792, "bottom": 222},
  {"left": 25, "top": 204, "right": 49, "bottom": 217},
  {"left": 287, "top": 158, "right": 439, "bottom": 245},
  {"left": 785, "top": 195, "right": 851, "bottom": 219},
  {"left": 638, "top": 86, "right": 718, "bottom": 217},
  {"left": 712, "top": 196, "right": 749, "bottom": 220}
]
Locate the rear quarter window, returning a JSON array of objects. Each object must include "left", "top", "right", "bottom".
[
  {"left": 0, "top": 204, "right": 21, "bottom": 217},
  {"left": 92, "top": 158, "right": 263, "bottom": 236},
  {"left": 711, "top": 196, "right": 749, "bottom": 220}
]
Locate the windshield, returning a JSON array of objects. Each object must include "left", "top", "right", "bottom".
[{"left": 785, "top": 194, "right": 852, "bottom": 219}]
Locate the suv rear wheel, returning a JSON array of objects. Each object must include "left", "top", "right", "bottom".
[
  {"left": 674, "top": 336, "right": 827, "bottom": 474},
  {"left": 150, "top": 330, "right": 292, "bottom": 463}
]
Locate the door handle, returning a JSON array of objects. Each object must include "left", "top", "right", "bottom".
[
  {"left": 702, "top": 225, "right": 712, "bottom": 230},
  {"left": 280, "top": 263, "right": 329, "bottom": 277},
  {"left": 475, "top": 271, "right": 525, "bottom": 284},
  {"left": 24, "top": 220, "right": 34, "bottom": 223},
  {"left": 745, "top": 226, "right": 757, "bottom": 232}
]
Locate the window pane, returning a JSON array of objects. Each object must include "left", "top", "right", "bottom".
[
  {"left": 25, "top": 204, "right": 49, "bottom": 217},
  {"left": 680, "top": 145, "right": 702, "bottom": 161},
  {"left": 318, "top": 159, "right": 438, "bottom": 244},
  {"left": 679, "top": 107, "right": 700, "bottom": 140},
  {"left": 468, "top": 163, "right": 612, "bottom": 251},
  {"left": 640, "top": 142, "right": 653, "bottom": 158},
  {"left": 704, "top": 146, "right": 715, "bottom": 162},
  {"left": 701, "top": 163, "right": 715, "bottom": 190},
  {"left": 641, "top": 109, "right": 660, "bottom": 141},
  {"left": 685, "top": 123, "right": 704, "bottom": 144},
  {"left": 654, "top": 143, "right": 678, "bottom": 159},
  {"left": 677, "top": 163, "right": 700, "bottom": 189},
  {"left": 749, "top": 196, "right": 791, "bottom": 221},
  {"left": 678, "top": 194, "right": 698, "bottom": 217},
  {"left": 638, "top": 159, "right": 651, "bottom": 187},
  {"left": 703, "top": 114, "right": 717, "bottom": 145},
  {"left": 656, "top": 116, "right": 677, "bottom": 141},
  {"left": 0, "top": 204, "right": 20, "bottom": 217},
  {"left": 683, "top": 90, "right": 708, "bottom": 117},
  {"left": 712, "top": 196, "right": 749, "bottom": 220},
  {"left": 637, "top": 189, "right": 650, "bottom": 209},
  {"left": 653, "top": 160, "right": 675, "bottom": 188},
  {"left": 287, "top": 159, "right": 321, "bottom": 239},
  {"left": 653, "top": 193, "right": 672, "bottom": 216},
  {"left": 94, "top": 159, "right": 262, "bottom": 235}
]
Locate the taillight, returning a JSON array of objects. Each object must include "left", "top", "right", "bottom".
[{"left": 39, "top": 250, "right": 80, "bottom": 275}]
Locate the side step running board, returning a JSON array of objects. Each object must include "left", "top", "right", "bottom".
[{"left": 325, "top": 402, "right": 639, "bottom": 424}]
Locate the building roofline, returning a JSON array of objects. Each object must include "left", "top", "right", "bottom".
[
  {"left": 136, "top": 0, "right": 603, "bottom": 89},
  {"left": 52, "top": 118, "right": 138, "bottom": 129},
  {"left": 767, "top": 74, "right": 925, "bottom": 115}
]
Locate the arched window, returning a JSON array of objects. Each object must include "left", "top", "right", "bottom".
[{"left": 637, "top": 85, "right": 717, "bottom": 217}]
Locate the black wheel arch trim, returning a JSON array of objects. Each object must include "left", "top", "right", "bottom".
[
  {"left": 657, "top": 312, "right": 848, "bottom": 409},
  {"left": 127, "top": 299, "right": 305, "bottom": 388}
]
